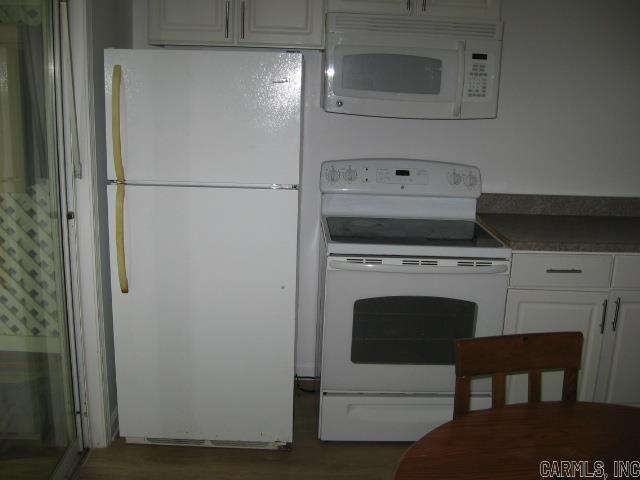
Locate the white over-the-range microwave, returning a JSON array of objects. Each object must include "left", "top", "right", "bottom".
[{"left": 323, "top": 13, "right": 504, "bottom": 119}]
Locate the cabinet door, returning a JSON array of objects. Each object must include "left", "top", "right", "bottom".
[
  {"left": 503, "top": 289, "right": 607, "bottom": 403},
  {"left": 238, "top": 0, "right": 324, "bottom": 48},
  {"left": 148, "top": 0, "right": 233, "bottom": 45},
  {"left": 595, "top": 292, "right": 640, "bottom": 406},
  {"left": 327, "top": 0, "right": 412, "bottom": 15},
  {"left": 417, "top": 0, "right": 501, "bottom": 19}
]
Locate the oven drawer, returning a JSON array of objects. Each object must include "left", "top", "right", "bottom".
[
  {"left": 319, "top": 393, "right": 491, "bottom": 441},
  {"left": 510, "top": 253, "right": 612, "bottom": 289}
]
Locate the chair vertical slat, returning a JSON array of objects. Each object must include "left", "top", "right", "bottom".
[
  {"left": 562, "top": 368, "right": 579, "bottom": 402},
  {"left": 454, "top": 332, "right": 583, "bottom": 417},
  {"left": 528, "top": 370, "right": 542, "bottom": 403},
  {"left": 454, "top": 376, "right": 471, "bottom": 418},
  {"left": 492, "top": 373, "right": 506, "bottom": 408}
]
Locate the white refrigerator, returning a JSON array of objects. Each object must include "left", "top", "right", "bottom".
[{"left": 104, "top": 49, "right": 302, "bottom": 448}]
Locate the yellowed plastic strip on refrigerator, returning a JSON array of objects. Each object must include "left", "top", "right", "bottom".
[
  {"left": 112, "top": 64, "right": 125, "bottom": 182},
  {"left": 115, "top": 183, "right": 129, "bottom": 293},
  {"left": 112, "top": 64, "right": 128, "bottom": 292}
]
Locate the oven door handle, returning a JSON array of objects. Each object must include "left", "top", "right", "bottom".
[{"left": 328, "top": 261, "right": 508, "bottom": 275}]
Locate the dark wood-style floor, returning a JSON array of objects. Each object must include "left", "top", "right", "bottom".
[{"left": 77, "top": 386, "right": 410, "bottom": 479}]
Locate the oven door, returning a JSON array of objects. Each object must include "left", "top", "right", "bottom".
[{"left": 320, "top": 256, "right": 509, "bottom": 394}]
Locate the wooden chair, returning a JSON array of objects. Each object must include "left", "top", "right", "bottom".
[{"left": 453, "top": 332, "right": 583, "bottom": 418}]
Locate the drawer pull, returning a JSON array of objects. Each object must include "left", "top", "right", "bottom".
[{"left": 545, "top": 268, "right": 583, "bottom": 274}]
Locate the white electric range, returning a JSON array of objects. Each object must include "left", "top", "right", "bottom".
[{"left": 317, "top": 159, "right": 511, "bottom": 441}]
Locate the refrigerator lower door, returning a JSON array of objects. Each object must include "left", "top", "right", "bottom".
[{"left": 107, "top": 184, "right": 298, "bottom": 448}]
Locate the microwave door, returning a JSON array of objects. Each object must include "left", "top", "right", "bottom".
[{"left": 325, "top": 42, "right": 465, "bottom": 119}]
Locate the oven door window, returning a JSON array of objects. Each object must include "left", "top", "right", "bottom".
[{"left": 351, "top": 296, "right": 477, "bottom": 365}]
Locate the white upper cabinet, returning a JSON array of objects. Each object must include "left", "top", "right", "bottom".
[
  {"left": 417, "top": 0, "right": 501, "bottom": 18},
  {"left": 148, "top": 0, "right": 234, "bottom": 45},
  {"left": 148, "top": 0, "right": 325, "bottom": 48},
  {"left": 327, "top": 0, "right": 411, "bottom": 15},
  {"left": 238, "top": 0, "right": 324, "bottom": 48},
  {"left": 328, "top": 0, "right": 501, "bottom": 18}
]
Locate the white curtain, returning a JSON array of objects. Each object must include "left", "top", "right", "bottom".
[{"left": 0, "top": 3, "right": 46, "bottom": 193}]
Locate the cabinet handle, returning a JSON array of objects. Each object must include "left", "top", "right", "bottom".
[
  {"left": 225, "top": 1, "right": 229, "bottom": 38},
  {"left": 422, "top": 0, "right": 428, "bottom": 11},
  {"left": 612, "top": 297, "right": 621, "bottom": 331},
  {"left": 599, "top": 299, "right": 607, "bottom": 334},
  {"left": 406, "top": 0, "right": 411, "bottom": 11},
  {"left": 545, "top": 268, "right": 583, "bottom": 274},
  {"left": 241, "top": 1, "right": 245, "bottom": 39}
]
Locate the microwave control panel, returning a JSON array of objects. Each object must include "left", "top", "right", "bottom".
[
  {"left": 320, "top": 159, "right": 481, "bottom": 198},
  {"left": 463, "top": 47, "right": 498, "bottom": 102}
]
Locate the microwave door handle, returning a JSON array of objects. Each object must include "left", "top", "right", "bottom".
[
  {"left": 329, "top": 260, "right": 507, "bottom": 275},
  {"left": 453, "top": 41, "right": 466, "bottom": 118}
]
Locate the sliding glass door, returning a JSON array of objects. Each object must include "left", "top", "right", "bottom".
[{"left": 0, "top": 1, "right": 81, "bottom": 478}]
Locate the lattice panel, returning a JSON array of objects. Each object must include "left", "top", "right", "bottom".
[
  {"left": 0, "top": 4, "right": 43, "bottom": 27},
  {"left": 0, "top": 181, "right": 61, "bottom": 338}
]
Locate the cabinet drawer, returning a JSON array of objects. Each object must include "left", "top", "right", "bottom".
[
  {"left": 510, "top": 253, "right": 612, "bottom": 288},
  {"left": 612, "top": 255, "right": 640, "bottom": 288}
]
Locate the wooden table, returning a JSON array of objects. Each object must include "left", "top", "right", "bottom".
[{"left": 395, "top": 402, "right": 640, "bottom": 480}]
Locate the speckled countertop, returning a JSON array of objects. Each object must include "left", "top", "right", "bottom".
[{"left": 477, "top": 194, "right": 640, "bottom": 253}]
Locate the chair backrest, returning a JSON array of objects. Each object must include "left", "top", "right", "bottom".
[{"left": 453, "top": 332, "right": 583, "bottom": 418}]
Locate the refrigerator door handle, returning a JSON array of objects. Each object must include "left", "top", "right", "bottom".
[
  {"left": 112, "top": 64, "right": 125, "bottom": 183},
  {"left": 115, "top": 183, "right": 129, "bottom": 293},
  {"left": 112, "top": 64, "right": 129, "bottom": 293}
]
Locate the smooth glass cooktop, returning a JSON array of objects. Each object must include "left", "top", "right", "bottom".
[{"left": 326, "top": 217, "right": 504, "bottom": 248}]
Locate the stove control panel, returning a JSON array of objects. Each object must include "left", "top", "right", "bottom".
[
  {"left": 320, "top": 159, "right": 481, "bottom": 198},
  {"left": 376, "top": 167, "right": 429, "bottom": 185}
]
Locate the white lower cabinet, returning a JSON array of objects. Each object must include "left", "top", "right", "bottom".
[
  {"left": 594, "top": 291, "right": 640, "bottom": 406},
  {"left": 503, "top": 289, "right": 607, "bottom": 403},
  {"left": 504, "top": 252, "right": 640, "bottom": 407}
]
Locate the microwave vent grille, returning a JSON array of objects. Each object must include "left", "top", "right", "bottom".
[
  {"left": 364, "top": 258, "right": 383, "bottom": 264},
  {"left": 332, "top": 14, "right": 501, "bottom": 40},
  {"left": 346, "top": 258, "right": 364, "bottom": 264}
]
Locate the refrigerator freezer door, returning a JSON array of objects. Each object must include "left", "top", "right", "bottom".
[
  {"left": 107, "top": 184, "right": 298, "bottom": 445},
  {"left": 105, "top": 49, "right": 302, "bottom": 185}
]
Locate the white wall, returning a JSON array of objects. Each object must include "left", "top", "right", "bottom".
[{"left": 132, "top": 0, "right": 640, "bottom": 377}]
